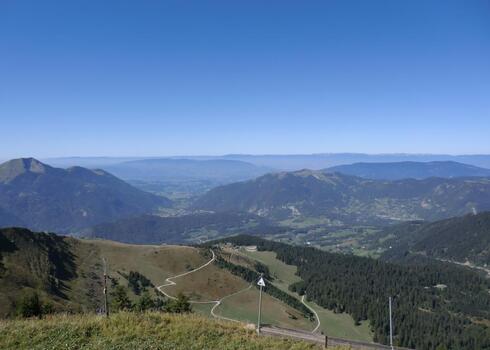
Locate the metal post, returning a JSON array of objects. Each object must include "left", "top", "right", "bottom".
[
  {"left": 257, "top": 284, "right": 263, "bottom": 334},
  {"left": 389, "top": 296, "right": 393, "bottom": 350},
  {"left": 103, "top": 258, "right": 109, "bottom": 317},
  {"left": 324, "top": 334, "right": 328, "bottom": 349}
]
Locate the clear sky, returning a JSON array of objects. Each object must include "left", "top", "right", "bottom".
[{"left": 1, "top": 0, "right": 489, "bottom": 158}]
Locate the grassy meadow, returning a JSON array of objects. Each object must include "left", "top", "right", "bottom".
[{"left": 0, "top": 312, "right": 324, "bottom": 350}]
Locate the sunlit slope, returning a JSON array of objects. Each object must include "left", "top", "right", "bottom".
[
  {"left": 0, "top": 228, "right": 211, "bottom": 316},
  {"left": 1, "top": 228, "right": 320, "bottom": 331}
]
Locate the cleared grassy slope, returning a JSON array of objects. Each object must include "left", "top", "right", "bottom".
[
  {"left": 0, "top": 312, "right": 321, "bottom": 350},
  {"left": 214, "top": 286, "right": 313, "bottom": 331}
]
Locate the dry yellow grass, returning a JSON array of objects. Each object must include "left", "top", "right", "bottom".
[{"left": 0, "top": 312, "right": 323, "bottom": 350}]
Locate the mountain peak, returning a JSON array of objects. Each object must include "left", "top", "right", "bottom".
[
  {"left": 19, "top": 157, "right": 48, "bottom": 171},
  {"left": 0, "top": 158, "right": 170, "bottom": 232},
  {"left": 0, "top": 158, "right": 52, "bottom": 182}
]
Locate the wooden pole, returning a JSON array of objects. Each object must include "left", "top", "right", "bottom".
[{"left": 103, "top": 258, "right": 109, "bottom": 317}]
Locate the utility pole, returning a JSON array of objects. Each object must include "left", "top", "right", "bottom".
[
  {"left": 257, "top": 274, "right": 265, "bottom": 335},
  {"left": 389, "top": 296, "right": 393, "bottom": 350},
  {"left": 103, "top": 257, "right": 109, "bottom": 317}
]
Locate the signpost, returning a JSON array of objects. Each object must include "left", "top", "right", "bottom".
[{"left": 257, "top": 275, "right": 265, "bottom": 334}]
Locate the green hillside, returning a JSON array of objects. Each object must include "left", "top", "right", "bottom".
[
  {"left": 0, "top": 227, "right": 316, "bottom": 332},
  {"left": 380, "top": 212, "right": 490, "bottom": 266},
  {"left": 194, "top": 169, "right": 490, "bottom": 224}
]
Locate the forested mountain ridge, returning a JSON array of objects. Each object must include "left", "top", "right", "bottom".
[
  {"left": 194, "top": 169, "right": 490, "bottom": 224},
  {"left": 206, "top": 235, "right": 490, "bottom": 349},
  {"left": 380, "top": 212, "right": 490, "bottom": 266},
  {"left": 0, "top": 158, "right": 171, "bottom": 232},
  {"left": 326, "top": 161, "right": 490, "bottom": 180}
]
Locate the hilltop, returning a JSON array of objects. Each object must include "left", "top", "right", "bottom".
[{"left": 0, "top": 158, "right": 170, "bottom": 232}]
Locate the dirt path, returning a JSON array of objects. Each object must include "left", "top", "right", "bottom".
[
  {"left": 210, "top": 284, "right": 253, "bottom": 323},
  {"left": 301, "top": 295, "right": 321, "bottom": 333},
  {"left": 156, "top": 249, "right": 218, "bottom": 304},
  {"left": 156, "top": 249, "right": 250, "bottom": 322}
]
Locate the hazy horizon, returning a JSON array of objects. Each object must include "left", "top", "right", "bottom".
[{"left": 4, "top": 152, "right": 490, "bottom": 172}]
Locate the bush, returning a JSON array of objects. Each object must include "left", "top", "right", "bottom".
[
  {"left": 166, "top": 293, "right": 192, "bottom": 313},
  {"left": 16, "top": 292, "right": 43, "bottom": 318},
  {"left": 110, "top": 286, "right": 132, "bottom": 311}
]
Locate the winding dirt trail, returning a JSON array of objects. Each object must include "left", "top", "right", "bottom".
[
  {"left": 156, "top": 249, "right": 250, "bottom": 322},
  {"left": 210, "top": 284, "right": 253, "bottom": 322},
  {"left": 301, "top": 295, "right": 321, "bottom": 333},
  {"left": 156, "top": 249, "right": 218, "bottom": 304}
]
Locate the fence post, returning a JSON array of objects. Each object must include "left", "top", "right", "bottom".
[{"left": 324, "top": 334, "right": 328, "bottom": 349}]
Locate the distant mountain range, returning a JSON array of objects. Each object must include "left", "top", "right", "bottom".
[
  {"left": 381, "top": 212, "right": 490, "bottom": 266},
  {"left": 218, "top": 153, "right": 490, "bottom": 170},
  {"left": 194, "top": 169, "right": 490, "bottom": 224},
  {"left": 326, "top": 161, "right": 490, "bottom": 180},
  {"left": 0, "top": 158, "right": 170, "bottom": 232},
  {"left": 43, "top": 153, "right": 490, "bottom": 172}
]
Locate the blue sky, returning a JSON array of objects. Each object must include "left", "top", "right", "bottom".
[{"left": 1, "top": 0, "right": 489, "bottom": 158}]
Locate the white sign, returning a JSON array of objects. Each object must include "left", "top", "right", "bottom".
[{"left": 257, "top": 277, "right": 265, "bottom": 287}]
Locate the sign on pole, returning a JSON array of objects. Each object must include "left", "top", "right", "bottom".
[{"left": 257, "top": 275, "right": 265, "bottom": 334}]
